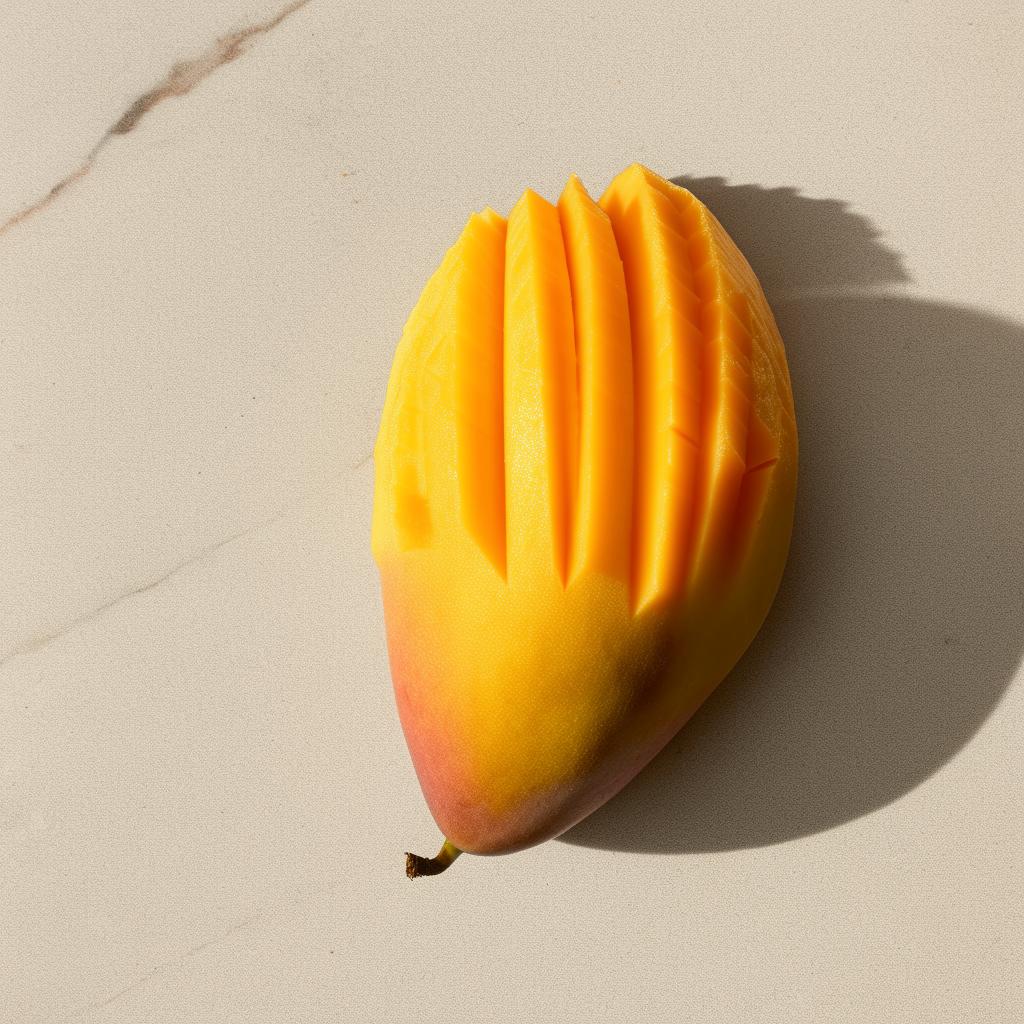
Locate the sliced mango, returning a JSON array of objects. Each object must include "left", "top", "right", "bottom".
[
  {"left": 372, "top": 212, "right": 506, "bottom": 572},
  {"left": 372, "top": 166, "right": 798, "bottom": 867},
  {"left": 503, "top": 189, "right": 578, "bottom": 586},
  {"left": 600, "top": 164, "right": 703, "bottom": 612},
  {"left": 453, "top": 211, "right": 506, "bottom": 576},
  {"left": 557, "top": 174, "right": 633, "bottom": 585}
]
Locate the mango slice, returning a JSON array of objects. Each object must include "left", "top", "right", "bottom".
[
  {"left": 558, "top": 174, "right": 633, "bottom": 586},
  {"left": 504, "top": 189, "right": 578, "bottom": 586},
  {"left": 372, "top": 165, "right": 797, "bottom": 873}
]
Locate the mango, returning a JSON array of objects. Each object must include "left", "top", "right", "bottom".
[{"left": 372, "top": 165, "right": 797, "bottom": 876}]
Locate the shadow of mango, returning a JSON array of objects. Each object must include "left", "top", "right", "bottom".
[{"left": 561, "top": 178, "right": 1024, "bottom": 852}]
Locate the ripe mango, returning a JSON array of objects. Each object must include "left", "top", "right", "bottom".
[{"left": 372, "top": 165, "right": 797, "bottom": 876}]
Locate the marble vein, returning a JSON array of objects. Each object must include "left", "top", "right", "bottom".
[
  {"left": 72, "top": 911, "right": 266, "bottom": 1020},
  {"left": 0, "top": 512, "right": 286, "bottom": 671},
  {"left": 0, "top": 0, "right": 312, "bottom": 237},
  {"left": 69, "top": 889, "right": 313, "bottom": 1020}
]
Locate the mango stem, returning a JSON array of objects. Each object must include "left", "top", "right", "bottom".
[{"left": 405, "top": 839, "right": 462, "bottom": 878}]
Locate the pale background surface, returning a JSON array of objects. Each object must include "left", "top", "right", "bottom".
[{"left": 2, "top": 2, "right": 1022, "bottom": 1021}]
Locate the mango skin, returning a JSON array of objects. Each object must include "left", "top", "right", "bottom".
[{"left": 373, "top": 167, "right": 797, "bottom": 856}]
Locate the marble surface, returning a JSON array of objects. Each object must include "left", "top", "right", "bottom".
[{"left": 3, "top": 2, "right": 1022, "bottom": 1020}]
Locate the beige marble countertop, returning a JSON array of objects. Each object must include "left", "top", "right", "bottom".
[{"left": 3, "top": 2, "right": 1022, "bottom": 1020}]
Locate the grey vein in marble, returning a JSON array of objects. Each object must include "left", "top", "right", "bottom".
[
  {"left": 74, "top": 911, "right": 266, "bottom": 1020},
  {"left": 0, "top": 512, "right": 286, "bottom": 671},
  {"left": 71, "top": 888, "right": 314, "bottom": 1020},
  {"left": 0, "top": 0, "right": 312, "bottom": 236}
]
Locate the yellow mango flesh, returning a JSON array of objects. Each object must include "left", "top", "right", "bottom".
[
  {"left": 504, "top": 189, "right": 578, "bottom": 585},
  {"left": 558, "top": 174, "right": 633, "bottom": 584},
  {"left": 372, "top": 165, "right": 797, "bottom": 855}
]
